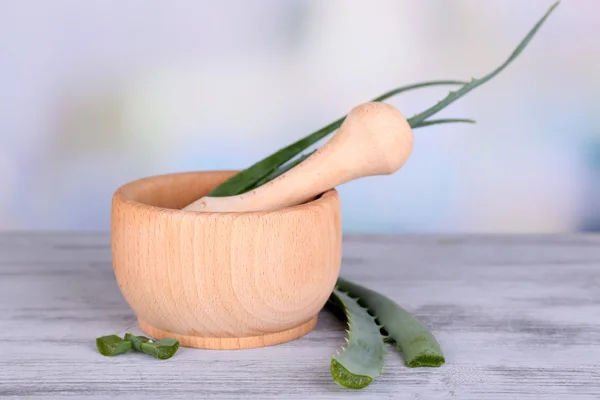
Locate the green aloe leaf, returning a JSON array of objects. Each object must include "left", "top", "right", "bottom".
[
  {"left": 336, "top": 277, "right": 444, "bottom": 368},
  {"left": 407, "top": 1, "right": 560, "bottom": 127},
  {"left": 139, "top": 338, "right": 180, "bottom": 360},
  {"left": 328, "top": 288, "right": 388, "bottom": 389},
  {"left": 369, "top": 80, "right": 468, "bottom": 102},
  {"left": 96, "top": 335, "right": 132, "bottom": 357},
  {"left": 412, "top": 118, "right": 476, "bottom": 129},
  {"left": 246, "top": 150, "right": 316, "bottom": 191},
  {"left": 208, "top": 80, "right": 467, "bottom": 197},
  {"left": 124, "top": 333, "right": 151, "bottom": 352},
  {"left": 209, "top": 3, "right": 559, "bottom": 198},
  {"left": 228, "top": 115, "right": 473, "bottom": 192}
]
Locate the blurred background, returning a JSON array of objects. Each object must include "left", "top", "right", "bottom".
[{"left": 1, "top": 0, "right": 598, "bottom": 233}]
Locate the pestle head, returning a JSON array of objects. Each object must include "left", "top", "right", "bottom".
[{"left": 337, "top": 102, "right": 414, "bottom": 177}]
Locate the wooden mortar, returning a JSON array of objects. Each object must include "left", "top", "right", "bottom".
[{"left": 111, "top": 170, "right": 341, "bottom": 350}]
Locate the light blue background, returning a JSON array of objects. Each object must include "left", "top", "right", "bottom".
[{"left": 1, "top": 0, "right": 598, "bottom": 233}]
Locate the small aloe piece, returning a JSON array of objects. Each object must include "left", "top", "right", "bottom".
[
  {"left": 328, "top": 288, "right": 388, "bottom": 389},
  {"left": 140, "top": 338, "right": 180, "bottom": 360},
  {"left": 407, "top": 1, "right": 560, "bottom": 127},
  {"left": 208, "top": 80, "right": 467, "bottom": 197},
  {"left": 96, "top": 334, "right": 132, "bottom": 356},
  {"left": 336, "top": 277, "right": 444, "bottom": 368},
  {"left": 124, "top": 332, "right": 151, "bottom": 351}
]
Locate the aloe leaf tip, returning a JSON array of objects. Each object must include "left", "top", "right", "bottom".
[
  {"left": 407, "top": 1, "right": 560, "bottom": 127},
  {"left": 328, "top": 289, "right": 387, "bottom": 389},
  {"left": 330, "top": 359, "right": 373, "bottom": 390},
  {"left": 406, "top": 353, "right": 446, "bottom": 368}
]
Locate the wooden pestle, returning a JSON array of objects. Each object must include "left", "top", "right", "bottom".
[{"left": 182, "top": 101, "right": 414, "bottom": 213}]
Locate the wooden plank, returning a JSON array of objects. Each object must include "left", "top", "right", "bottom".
[{"left": 0, "top": 233, "right": 599, "bottom": 399}]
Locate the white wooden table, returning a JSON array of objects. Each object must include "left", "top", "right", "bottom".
[{"left": 1, "top": 233, "right": 599, "bottom": 399}]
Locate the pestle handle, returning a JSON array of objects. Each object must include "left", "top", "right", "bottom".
[{"left": 182, "top": 102, "right": 414, "bottom": 213}]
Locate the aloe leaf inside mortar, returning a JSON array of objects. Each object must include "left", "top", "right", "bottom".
[{"left": 207, "top": 80, "right": 467, "bottom": 197}]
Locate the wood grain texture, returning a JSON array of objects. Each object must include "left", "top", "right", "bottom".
[
  {"left": 1, "top": 233, "right": 599, "bottom": 399},
  {"left": 111, "top": 171, "right": 341, "bottom": 349},
  {"left": 183, "top": 102, "right": 414, "bottom": 213}
]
